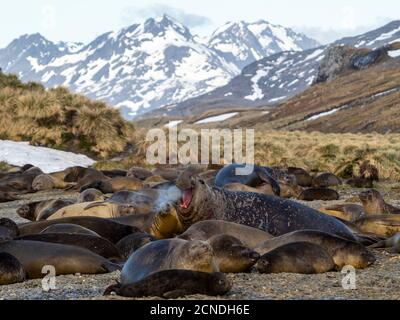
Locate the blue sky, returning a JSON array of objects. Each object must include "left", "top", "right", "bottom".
[{"left": 1, "top": 0, "right": 399, "bottom": 47}]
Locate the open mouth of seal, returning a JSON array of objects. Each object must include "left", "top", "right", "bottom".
[{"left": 180, "top": 189, "right": 194, "bottom": 209}]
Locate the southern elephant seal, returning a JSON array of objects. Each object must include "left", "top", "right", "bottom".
[
  {"left": 359, "top": 189, "right": 400, "bottom": 215},
  {"left": 256, "top": 242, "right": 335, "bottom": 274},
  {"left": 104, "top": 270, "right": 231, "bottom": 299},
  {"left": 0, "top": 253, "right": 26, "bottom": 286},
  {"left": 0, "top": 240, "right": 120, "bottom": 279}
]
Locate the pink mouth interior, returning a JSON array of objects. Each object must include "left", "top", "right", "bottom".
[{"left": 181, "top": 190, "right": 193, "bottom": 209}]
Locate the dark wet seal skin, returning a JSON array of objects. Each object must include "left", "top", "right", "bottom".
[
  {"left": 0, "top": 191, "right": 19, "bottom": 203},
  {"left": 116, "top": 232, "right": 157, "bottom": 259},
  {"left": 256, "top": 242, "right": 335, "bottom": 274},
  {"left": 18, "top": 216, "right": 141, "bottom": 244},
  {"left": 175, "top": 177, "right": 357, "bottom": 242},
  {"left": 40, "top": 223, "right": 101, "bottom": 237},
  {"left": 16, "top": 233, "right": 123, "bottom": 261},
  {"left": 298, "top": 188, "right": 339, "bottom": 201},
  {"left": 0, "top": 240, "right": 121, "bottom": 279},
  {"left": 0, "top": 252, "right": 26, "bottom": 285},
  {"left": 104, "top": 270, "right": 232, "bottom": 299},
  {"left": 214, "top": 164, "right": 280, "bottom": 197},
  {"left": 312, "top": 173, "right": 342, "bottom": 188},
  {"left": 255, "top": 230, "right": 376, "bottom": 269},
  {"left": 359, "top": 189, "right": 400, "bottom": 215},
  {"left": 120, "top": 239, "right": 217, "bottom": 285},
  {"left": 0, "top": 218, "right": 19, "bottom": 241}
]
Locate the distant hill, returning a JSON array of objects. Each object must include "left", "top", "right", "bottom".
[
  {"left": 0, "top": 72, "right": 135, "bottom": 159},
  {"left": 154, "top": 20, "right": 400, "bottom": 118},
  {"left": 0, "top": 16, "right": 318, "bottom": 119}
]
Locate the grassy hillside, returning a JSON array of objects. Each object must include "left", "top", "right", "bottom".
[{"left": 0, "top": 72, "right": 136, "bottom": 159}]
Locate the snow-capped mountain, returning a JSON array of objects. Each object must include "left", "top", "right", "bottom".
[
  {"left": 157, "top": 20, "right": 400, "bottom": 118},
  {"left": 208, "top": 20, "right": 319, "bottom": 70},
  {"left": 0, "top": 15, "right": 318, "bottom": 119}
]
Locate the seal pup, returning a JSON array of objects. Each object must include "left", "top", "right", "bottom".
[
  {"left": 319, "top": 204, "right": 365, "bottom": 222},
  {"left": 176, "top": 175, "right": 356, "bottom": 241},
  {"left": 116, "top": 233, "right": 157, "bottom": 259},
  {"left": 0, "top": 218, "right": 19, "bottom": 241},
  {"left": 0, "top": 240, "right": 120, "bottom": 279},
  {"left": 77, "top": 188, "right": 105, "bottom": 203},
  {"left": 18, "top": 216, "right": 141, "bottom": 243},
  {"left": 17, "top": 199, "right": 75, "bottom": 221},
  {"left": 214, "top": 164, "right": 280, "bottom": 196},
  {"left": 256, "top": 242, "right": 335, "bottom": 274},
  {"left": 121, "top": 239, "right": 218, "bottom": 285},
  {"left": 312, "top": 173, "right": 342, "bottom": 188},
  {"left": 298, "top": 188, "right": 339, "bottom": 201},
  {"left": 32, "top": 174, "right": 75, "bottom": 191},
  {"left": 179, "top": 220, "right": 273, "bottom": 249},
  {"left": 40, "top": 223, "right": 101, "bottom": 237},
  {"left": 354, "top": 215, "right": 400, "bottom": 238},
  {"left": 359, "top": 189, "right": 400, "bottom": 215},
  {"left": 127, "top": 167, "right": 153, "bottom": 180},
  {"left": 104, "top": 270, "right": 231, "bottom": 299},
  {"left": 254, "top": 230, "right": 375, "bottom": 269},
  {"left": 0, "top": 253, "right": 26, "bottom": 285},
  {"left": 208, "top": 235, "right": 260, "bottom": 273}
]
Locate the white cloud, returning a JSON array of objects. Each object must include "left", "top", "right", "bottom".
[{"left": 122, "top": 3, "right": 212, "bottom": 28}]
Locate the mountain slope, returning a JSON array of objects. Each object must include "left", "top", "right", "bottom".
[
  {"left": 157, "top": 20, "right": 400, "bottom": 118},
  {"left": 0, "top": 16, "right": 318, "bottom": 119},
  {"left": 208, "top": 20, "right": 319, "bottom": 70}
]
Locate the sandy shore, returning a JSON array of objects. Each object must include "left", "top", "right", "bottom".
[{"left": 1, "top": 187, "right": 400, "bottom": 300}]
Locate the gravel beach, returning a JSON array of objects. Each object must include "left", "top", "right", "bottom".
[{"left": 1, "top": 186, "right": 400, "bottom": 300}]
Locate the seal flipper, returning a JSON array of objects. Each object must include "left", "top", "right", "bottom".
[
  {"left": 163, "top": 289, "right": 189, "bottom": 299},
  {"left": 258, "top": 171, "right": 281, "bottom": 197},
  {"left": 104, "top": 282, "right": 121, "bottom": 296},
  {"left": 102, "top": 261, "right": 122, "bottom": 273}
]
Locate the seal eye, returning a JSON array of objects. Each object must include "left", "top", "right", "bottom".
[{"left": 199, "top": 179, "right": 205, "bottom": 185}]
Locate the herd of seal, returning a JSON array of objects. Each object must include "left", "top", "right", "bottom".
[{"left": 0, "top": 162, "right": 399, "bottom": 299}]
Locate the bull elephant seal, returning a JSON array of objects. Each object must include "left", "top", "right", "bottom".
[
  {"left": 116, "top": 233, "right": 157, "bottom": 259},
  {"left": 77, "top": 189, "right": 105, "bottom": 203},
  {"left": 18, "top": 216, "right": 140, "bottom": 243},
  {"left": 359, "top": 189, "right": 400, "bottom": 215},
  {"left": 312, "top": 173, "right": 342, "bottom": 188},
  {"left": 48, "top": 201, "right": 136, "bottom": 220},
  {"left": 256, "top": 242, "right": 335, "bottom": 274},
  {"left": 121, "top": 239, "right": 218, "bottom": 285},
  {"left": 254, "top": 230, "right": 375, "bottom": 269},
  {"left": 0, "top": 218, "right": 19, "bottom": 241},
  {"left": 32, "top": 174, "right": 75, "bottom": 191},
  {"left": 214, "top": 164, "right": 280, "bottom": 196},
  {"left": 208, "top": 235, "right": 260, "bottom": 273},
  {"left": 298, "top": 188, "right": 339, "bottom": 201},
  {"left": 104, "top": 270, "right": 231, "bottom": 299},
  {"left": 16, "top": 233, "right": 123, "bottom": 261},
  {"left": 40, "top": 224, "right": 101, "bottom": 237},
  {"left": 354, "top": 215, "right": 400, "bottom": 238},
  {"left": 179, "top": 220, "right": 273, "bottom": 249},
  {"left": 0, "top": 240, "right": 120, "bottom": 279},
  {"left": 17, "top": 199, "right": 75, "bottom": 221},
  {"left": 79, "top": 177, "right": 144, "bottom": 194},
  {"left": 0, "top": 253, "right": 26, "bottom": 285},
  {"left": 320, "top": 204, "right": 365, "bottom": 222},
  {"left": 175, "top": 176, "right": 356, "bottom": 241}
]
